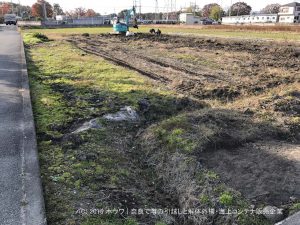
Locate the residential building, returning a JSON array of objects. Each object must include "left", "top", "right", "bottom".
[
  {"left": 222, "top": 14, "right": 278, "bottom": 24},
  {"left": 56, "top": 15, "right": 68, "bottom": 21},
  {"left": 278, "top": 2, "right": 300, "bottom": 23}
]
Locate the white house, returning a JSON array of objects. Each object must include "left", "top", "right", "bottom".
[
  {"left": 179, "top": 13, "right": 201, "bottom": 25},
  {"left": 222, "top": 14, "right": 278, "bottom": 24},
  {"left": 278, "top": 2, "right": 300, "bottom": 23},
  {"left": 56, "top": 15, "right": 68, "bottom": 21}
]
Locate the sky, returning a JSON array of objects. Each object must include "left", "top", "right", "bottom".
[{"left": 16, "top": 0, "right": 295, "bottom": 14}]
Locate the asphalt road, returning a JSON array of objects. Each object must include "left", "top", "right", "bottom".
[
  {"left": 0, "top": 24, "right": 46, "bottom": 225},
  {"left": 0, "top": 24, "right": 24, "bottom": 225}
]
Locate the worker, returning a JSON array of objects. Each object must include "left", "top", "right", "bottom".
[
  {"left": 133, "top": 18, "right": 139, "bottom": 29},
  {"left": 155, "top": 29, "right": 161, "bottom": 36},
  {"left": 150, "top": 28, "right": 155, "bottom": 34}
]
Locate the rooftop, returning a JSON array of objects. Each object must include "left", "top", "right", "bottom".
[
  {"left": 282, "top": 2, "right": 300, "bottom": 7},
  {"left": 223, "top": 14, "right": 278, "bottom": 18}
]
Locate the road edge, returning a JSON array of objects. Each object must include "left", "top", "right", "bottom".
[
  {"left": 276, "top": 211, "right": 300, "bottom": 225},
  {"left": 20, "top": 34, "right": 47, "bottom": 225}
]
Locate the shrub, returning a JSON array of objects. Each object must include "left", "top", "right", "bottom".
[
  {"left": 219, "top": 192, "right": 233, "bottom": 206},
  {"left": 32, "top": 32, "right": 49, "bottom": 42}
]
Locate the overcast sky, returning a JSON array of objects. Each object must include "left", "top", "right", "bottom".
[{"left": 17, "top": 0, "right": 294, "bottom": 14}]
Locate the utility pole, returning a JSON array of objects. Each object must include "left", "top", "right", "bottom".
[
  {"left": 133, "top": 0, "right": 142, "bottom": 20},
  {"left": 190, "top": 1, "right": 197, "bottom": 16},
  {"left": 11, "top": 0, "right": 13, "bottom": 14},
  {"left": 43, "top": 2, "right": 47, "bottom": 20},
  {"left": 164, "top": 0, "right": 175, "bottom": 21},
  {"left": 229, "top": 0, "right": 233, "bottom": 16},
  {"left": 170, "top": 0, "right": 176, "bottom": 20},
  {"left": 18, "top": 0, "right": 21, "bottom": 17},
  {"left": 139, "top": 0, "right": 142, "bottom": 19},
  {"left": 164, "top": 0, "right": 169, "bottom": 20},
  {"left": 155, "top": 0, "right": 159, "bottom": 20},
  {"left": 37, "top": 1, "right": 47, "bottom": 20}
]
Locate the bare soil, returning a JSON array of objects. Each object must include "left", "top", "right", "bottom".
[
  {"left": 201, "top": 141, "right": 300, "bottom": 206},
  {"left": 70, "top": 33, "right": 299, "bottom": 102}
]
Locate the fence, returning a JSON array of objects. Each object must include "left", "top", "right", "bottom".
[
  {"left": 17, "top": 16, "right": 111, "bottom": 27},
  {"left": 17, "top": 21, "right": 42, "bottom": 26}
]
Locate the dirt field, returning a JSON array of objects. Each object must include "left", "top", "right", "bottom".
[
  {"left": 71, "top": 33, "right": 299, "bottom": 102},
  {"left": 70, "top": 32, "right": 300, "bottom": 208},
  {"left": 24, "top": 30, "right": 300, "bottom": 225}
]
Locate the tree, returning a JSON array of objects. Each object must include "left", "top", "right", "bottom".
[
  {"left": 202, "top": 3, "right": 220, "bottom": 17},
  {"left": 210, "top": 5, "right": 223, "bottom": 21},
  {"left": 229, "top": 2, "right": 252, "bottom": 16},
  {"left": 85, "top": 9, "right": 96, "bottom": 17},
  {"left": 53, "top": 3, "right": 64, "bottom": 15},
  {"left": 18, "top": 5, "right": 31, "bottom": 18},
  {"left": 260, "top": 4, "right": 281, "bottom": 14},
  {"left": 31, "top": 0, "right": 53, "bottom": 18},
  {"left": 0, "top": 3, "right": 11, "bottom": 15},
  {"left": 31, "top": 3, "right": 42, "bottom": 17},
  {"left": 74, "top": 7, "right": 86, "bottom": 17},
  {"left": 183, "top": 4, "right": 201, "bottom": 16}
]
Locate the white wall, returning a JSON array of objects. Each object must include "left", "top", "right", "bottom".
[
  {"left": 278, "top": 6, "right": 294, "bottom": 15},
  {"left": 222, "top": 15, "right": 278, "bottom": 24},
  {"left": 56, "top": 15, "right": 67, "bottom": 21},
  {"left": 179, "top": 13, "right": 187, "bottom": 23},
  {"left": 279, "top": 15, "right": 295, "bottom": 23},
  {"left": 17, "top": 21, "right": 42, "bottom": 26},
  {"left": 179, "top": 13, "right": 201, "bottom": 25},
  {"left": 278, "top": 5, "right": 300, "bottom": 23}
]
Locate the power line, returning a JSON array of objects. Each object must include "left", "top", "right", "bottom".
[{"left": 164, "top": 0, "right": 177, "bottom": 20}]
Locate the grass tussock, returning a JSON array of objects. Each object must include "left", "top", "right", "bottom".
[{"left": 23, "top": 32, "right": 50, "bottom": 45}]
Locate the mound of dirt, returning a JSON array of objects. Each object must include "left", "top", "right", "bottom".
[
  {"left": 135, "top": 108, "right": 287, "bottom": 224},
  {"left": 201, "top": 141, "right": 300, "bottom": 206},
  {"left": 141, "top": 108, "right": 284, "bottom": 154}
]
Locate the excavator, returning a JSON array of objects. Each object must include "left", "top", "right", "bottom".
[{"left": 113, "top": 6, "right": 139, "bottom": 34}]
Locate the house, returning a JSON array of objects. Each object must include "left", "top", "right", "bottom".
[
  {"left": 222, "top": 14, "right": 278, "bottom": 24},
  {"left": 278, "top": 2, "right": 300, "bottom": 23},
  {"left": 56, "top": 15, "right": 68, "bottom": 21},
  {"left": 179, "top": 13, "right": 201, "bottom": 25}
]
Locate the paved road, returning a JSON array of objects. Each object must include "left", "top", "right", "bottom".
[
  {"left": 0, "top": 25, "right": 46, "bottom": 225},
  {"left": 0, "top": 25, "right": 24, "bottom": 225}
]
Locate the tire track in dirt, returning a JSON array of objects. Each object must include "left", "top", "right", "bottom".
[
  {"left": 70, "top": 38, "right": 237, "bottom": 101},
  {"left": 71, "top": 40, "right": 170, "bottom": 84},
  {"left": 83, "top": 38, "right": 232, "bottom": 84},
  {"left": 71, "top": 39, "right": 214, "bottom": 97},
  {"left": 70, "top": 34, "right": 299, "bottom": 102}
]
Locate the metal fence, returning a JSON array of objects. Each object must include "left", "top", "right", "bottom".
[{"left": 17, "top": 16, "right": 111, "bottom": 27}]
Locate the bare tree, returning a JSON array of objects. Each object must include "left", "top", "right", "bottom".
[{"left": 260, "top": 4, "right": 281, "bottom": 14}]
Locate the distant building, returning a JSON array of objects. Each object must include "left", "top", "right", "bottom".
[
  {"left": 72, "top": 16, "right": 111, "bottom": 25},
  {"left": 179, "top": 13, "right": 201, "bottom": 25},
  {"left": 56, "top": 15, "right": 68, "bottom": 21},
  {"left": 278, "top": 2, "right": 300, "bottom": 23},
  {"left": 222, "top": 14, "right": 278, "bottom": 24}
]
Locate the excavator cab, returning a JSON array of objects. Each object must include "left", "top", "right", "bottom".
[
  {"left": 113, "top": 7, "right": 139, "bottom": 34},
  {"left": 113, "top": 18, "right": 129, "bottom": 33}
]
